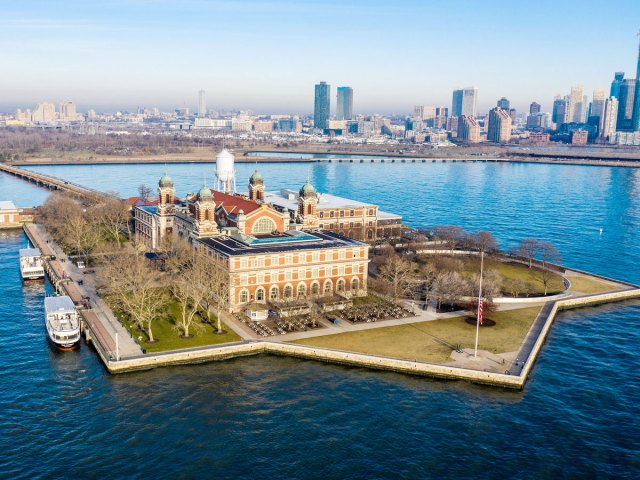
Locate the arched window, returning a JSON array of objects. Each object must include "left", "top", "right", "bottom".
[
  {"left": 324, "top": 280, "right": 332, "bottom": 294},
  {"left": 351, "top": 278, "right": 359, "bottom": 292},
  {"left": 252, "top": 217, "right": 277, "bottom": 234},
  {"left": 297, "top": 283, "right": 306, "bottom": 297},
  {"left": 256, "top": 288, "right": 265, "bottom": 302},
  {"left": 311, "top": 282, "right": 320, "bottom": 295},
  {"left": 240, "top": 289, "right": 249, "bottom": 303},
  {"left": 367, "top": 229, "right": 374, "bottom": 239},
  {"left": 336, "top": 279, "right": 345, "bottom": 292},
  {"left": 284, "top": 285, "right": 293, "bottom": 299},
  {"left": 270, "top": 286, "right": 278, "bottom": 301}
]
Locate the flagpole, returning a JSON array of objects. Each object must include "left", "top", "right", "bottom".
[{"left": 474, "top": 250, "right": 484, "bottom": 358}]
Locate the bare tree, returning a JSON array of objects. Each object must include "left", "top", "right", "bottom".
[
  {"left": 467, "top": 270, "right": 503, "bottom": 300},
  {"left": 100, "top": 252, "right": 168, "bottom": 343},
  {"left": 138, "top": 184, "right": 152, "bottom": 201},
  {"left": 431, "top": 271, "right": 466, "bottom": 310},
  {"left": 378, "top": 254, "right": 416, "bottom": 303},
  {"left": 518, "top": 238, "right": 540, "bottom": 268},
  {"left": 538, "top": 241, "right": 561, "bottom": 268},
  {"left": 505, "top": 278, "right": 527, "bottom": 298},
  {"left": 195, "top": 253, "right": 230, "bottom": 334},
  {"left": 91, "top": 196, "right": 130, "bottom": 247},
  {"left": 435, "top": 225, "right": 463, "bottom": 253},
  {"left": 171, "top": 275, "right": 205, "bottom": 338},
  {"left": 474, "top": 231, "right": 498, "bottom": 254}
]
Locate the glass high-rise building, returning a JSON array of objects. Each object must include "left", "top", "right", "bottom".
[
  {"left": 497, "top": 97, "right": 510, "bottom": 110},
  {"left": 617, "top": 79, "right": 636, "bottom": 131},
  {"left": 610, "top": 72, "right": 625, "bottom": 99},
  {"left": 336, "top": 87, "right": 353, "bottom": 120},
  {"left": 314, "top": 81, "right": 330, "bottom": 130},
  {"left": 452, "top": 87, "right": 477, "bottom": 117}
]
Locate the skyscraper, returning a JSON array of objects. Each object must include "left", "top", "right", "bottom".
[
  {"left": 552, "top": 96, "right": 567, "bottom": 127},
  {"left": 457, "top": 115, "right": 480, "bottom": 143},
  {"left": 336, "top": 87, "right": 353, "bottom": 120},
  {"left": 452, "top": 87, "right": 477, "bottom": 117},
  {"left": 198, "top": 90, "right": 206, "bottom": 117},
  {"left": 314, "top": 81, "right": 330, "bottom": 130},
  {"left": 434, "top": 107, "right": 448, "bottom": 129},
  {"left": 568, "top": 85, "right": 584, "bottom": 123},
  {"left": 617, "top": 79, "right": 636, "bottom": 130},
  {"left": 59, "top": 101, "right": 77, "bottom": 121},
  {"left": 600, "top": 97, "right": 619, "bottom": 141},
  {"left": 497, "top": 97, "right": 510, "bottom": 110},
  {"left": 590, "top": 89, "right": 606, "bottom": 127},
  {"left": 610, "top": 72, "right": 625, "bottom": 99},
  {"left": 530, "top": 102, "right": 541, "bottom": 114},
  {"left": 487, "top": 107, "right": 512, "bottom": 143},
  {"left": 632, "top": 35, "right": 640, "bottom": 132}
]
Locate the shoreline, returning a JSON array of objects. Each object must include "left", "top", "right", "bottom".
[{"left": 6, "top": 149, "right": 640, "bottom": 169}]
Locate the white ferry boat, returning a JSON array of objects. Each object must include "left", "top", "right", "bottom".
[
  {"left": 19, "top": 247, "right": 45, "bottom": 281},
  {"left": 45, "top": 296, "right": 81, "bottom": 349}
]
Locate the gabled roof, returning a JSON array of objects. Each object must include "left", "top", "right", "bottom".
[{"left": 210, "top": 190, "right": 262, "bottom": 216}]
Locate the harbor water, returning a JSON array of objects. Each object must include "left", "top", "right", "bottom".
[{"left": 0, "top": 160, "right": 639, "bottom": 479}]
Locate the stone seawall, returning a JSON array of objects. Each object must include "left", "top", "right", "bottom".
[{"left": 102, "top": 287, "right": 640, "bottom": 389}]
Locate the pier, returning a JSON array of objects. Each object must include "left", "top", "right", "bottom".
[{"left": 23, "top": 223, "right": 142, "bottom": 363}]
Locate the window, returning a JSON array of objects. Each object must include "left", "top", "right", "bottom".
[
  {"left": 240, "top": 258, "right": 248, "bottom": 268},
  {"left": 311, "top": 282, "right": 320, "bottom": 295},
  {"left": 367, "top": 230, "right": 374, "bottom": 239},
  {"left": 286, "top": 254, "right": 293, "bottom": 264},
  {"left": 270, "top": 286, "right": 279, "bottom": 301},
  {"left": 240, "top": 274, "right": 248, "bottom": 286},
  {"left": 340, "top": 210, "right": 344, "bottom": 217},
  {"left": 313, "top": 252, "right": 319, "bottom": 262},
  {"left": 256, "top": 288, "right": 265, "bottom": 302},
  {"left": 319, "top": 211, "right": 324, "bottom": 218},
  {"left": 319, "top": 224, "right": 324, "bottom": 229},
  {"left": 350, "top": 210, "right": 355, "bottom": 217},
  {"left": 240, "top": 290, "right": 249, "bottom": 303},
  {"left": 339, "top": 250, "right": 346, "bottom": 259},
  {"left": 253, "top": 217, "right": 277, "bottom": 234},
  {"left": 368, "top": 209, "right": 374, "bottom": 216},
  {"left": 330, "top": 211, "right": 335, "bottom": 218},
  {"left": 284, "top": 285, "right": 293, "bottom": 299},
  {"left": 351, "top": 278, "right": 359, "bottom": 291},
  {"left": 336, "top": 279, "right": 345, "bottom": 292},
  {"left": 297, "top": 283, "right": 306, "bottom": 297},
  {"left": 286, "top": 271, "right": 292, "bottom": 281},
  {"left": 324, "top": 281, "right": 332, "bottom": 294}
]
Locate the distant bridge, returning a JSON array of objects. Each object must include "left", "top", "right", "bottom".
[{"left": 0, "top": 163, "right": 111, "bottom": 199}]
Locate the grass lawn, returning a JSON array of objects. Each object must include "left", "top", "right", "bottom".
[
  {"left": 566, "top": 274, "right": 620, "bottom": 294},
  {"left": 426, "top": 255, "right": 566, "bottom": 296},
  {"left": 351, "top": 293, "right": 385, "bottom": 306},
  {"left": 292, "top": 306, "right": 541, "bottom": 363},
  {"left": 116, "top": 300, "right": 241, "bottom": 353}
]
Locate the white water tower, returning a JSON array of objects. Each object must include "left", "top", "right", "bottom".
[{"left": 215, "top": 148, "right": 236, "bottom": 194}]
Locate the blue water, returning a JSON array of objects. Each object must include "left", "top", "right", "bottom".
[{"left": 1, "top": 161, "right": 639, "bottom": 479}]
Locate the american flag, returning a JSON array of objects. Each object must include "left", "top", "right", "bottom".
[{"left": 478, "top": 298, "right": 484, "bottom": 326}]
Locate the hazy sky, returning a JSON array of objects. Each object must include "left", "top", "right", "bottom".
[{"left": 1, "top": 0, "right": 639, "bottom": 115}]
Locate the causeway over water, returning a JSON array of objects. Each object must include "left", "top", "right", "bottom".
[{"left": 1, "top": 160, "right": 639, "bottom": 479}]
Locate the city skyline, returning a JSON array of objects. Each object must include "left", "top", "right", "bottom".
[{"left": 1, "top": 1, "right": 640, "bottom": 114}]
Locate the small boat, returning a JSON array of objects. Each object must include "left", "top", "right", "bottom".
[
  {"left": 45, "top": 296, "right": 81, "bottom": 349},
  {"left": 20, "top": 247, "right": 45, "bottom": 281}
]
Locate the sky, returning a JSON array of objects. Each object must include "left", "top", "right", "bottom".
[{"left": 1, "top": 0, "right": 639, "bottom": 115}]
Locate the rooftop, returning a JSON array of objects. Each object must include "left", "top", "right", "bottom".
[
  {"left": 0, "top": 200, "right": 17, "bottom": 210},
  {"left": 45, "top": 295, "right": 76, "bottom": 313},
  {"left": 19, "top": 248, "right": 41, "bottom": 257},
  {"left": 264, "top": 189, "right": 375, "bottom": 211},
  {"left": 198, "top": 230, "right": 365, "bottom": 257}
]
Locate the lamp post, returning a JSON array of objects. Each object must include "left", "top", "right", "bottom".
[{"left": 474, "top": 250, "right": 484, "bottom": 358}]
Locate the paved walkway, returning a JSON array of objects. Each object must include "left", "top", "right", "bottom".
[{"left": 32, "top": 224, "right": 142, "bottom": 359}]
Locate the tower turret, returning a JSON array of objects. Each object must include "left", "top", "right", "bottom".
[
  {"left": 248, "top": 169, "right": 265, "bottom": 202},
  {"left": 157, "top": 172, "right": 175, "bottom": 215},
  {"left": 298, "top": 180, "right": 319, "bottom": 228}
]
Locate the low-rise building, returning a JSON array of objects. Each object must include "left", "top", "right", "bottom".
[{"left": 0, "top": 201, "right": 20, "bottom": 228}]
